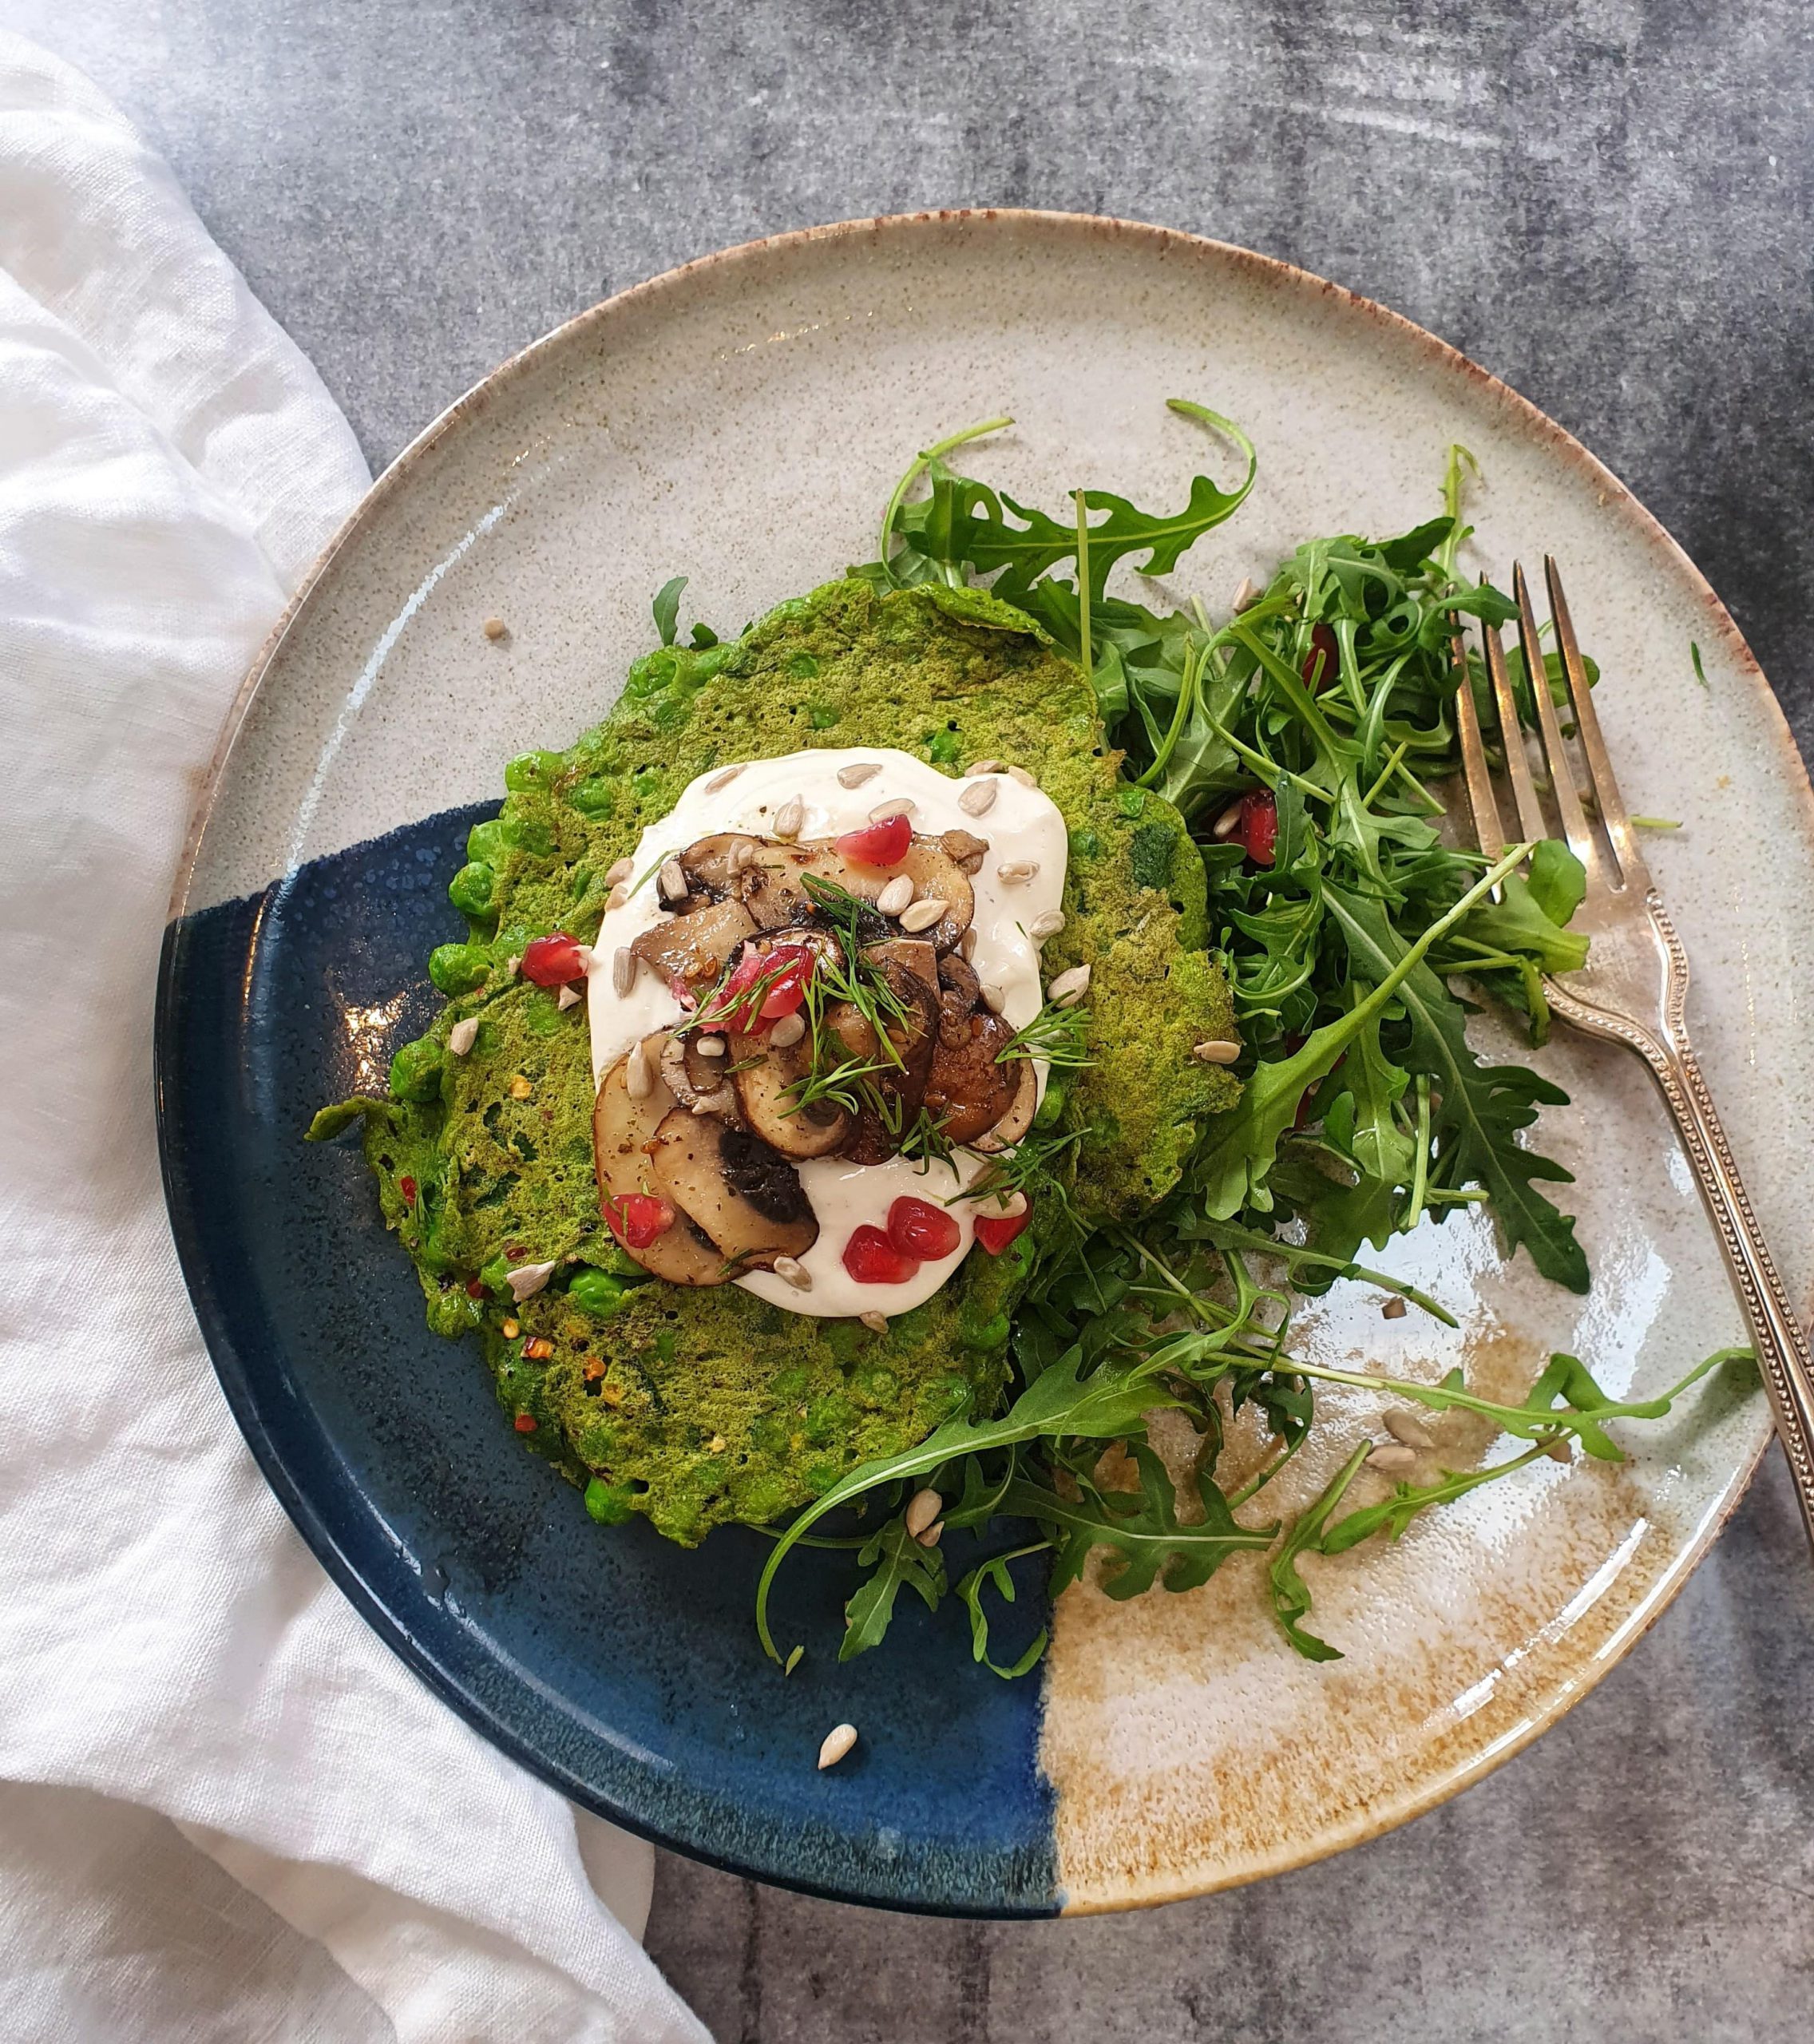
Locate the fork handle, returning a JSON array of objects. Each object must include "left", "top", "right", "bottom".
[{"left": 1644, "top": 1032, "right": 1814, "bottom": 1551}]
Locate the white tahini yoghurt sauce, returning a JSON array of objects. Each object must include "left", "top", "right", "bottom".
[{"left": 586, "top": 747, "right": 1068, "bottom": 1317}]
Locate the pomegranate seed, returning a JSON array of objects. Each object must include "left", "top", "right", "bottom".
[
  {"left": 835, "top": 815, "right": 912, "bottom": 867},
  {"left": 1301, "top": 621, "right": 1339, "bottom": 690},
  {"left": 465, "top": 1278, "right": 487, "bottom": 1299},
  {"left": 513, "top": 1413, "right": 538, "bottom": 1433},
  {"left": 973, "top": 1202, "right": 1032, "bottom": 1257},
  {"left": 842, "top": 1225, "right": 921, "bottom": 1285},
  {"left": 522, "top": 932, "right": 587, "bottom": 985},
  {"left": 886, "top": 1195, "right": 960, "bottom": 1261},
  {"left": 398, "top": 1175, "right": 418, "bottom": 1205},
  {"left": 719, "top": 942, "right": 815, "bottom": 1028},
  {"left": 667, "top": 969, "right": 699, "bottom": 1012},
  {"left": 605, "top": 1193, "right": 674, "bottom": 1250},
  {"left": 1239, "top": 790, "right": 1277, "bottom": 866}
]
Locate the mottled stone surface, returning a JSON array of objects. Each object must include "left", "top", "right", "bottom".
[{"left": 20, "top": 1, "right": 1814, "bottom": 2034}]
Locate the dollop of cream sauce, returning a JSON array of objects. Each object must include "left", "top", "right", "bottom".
[{"left": 586, "top": 747, "right": 1068, "bottom": 1317}]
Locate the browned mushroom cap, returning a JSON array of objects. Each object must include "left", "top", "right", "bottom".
[
  {"left": 933, "top": 953, "right": 982, "bottom": 1050},
  {"left": 592, "top": 1039, "right": 727, "bottom": 1285},
  {"left": 630, "top": 897, "right": 757, "bottom": 990},
  {"left": 678, "top": 833, "right": 758, "bottom": 899},
  {"left": 866, "top": 937, "right": 938, "bottom": 996},
  {"left": 648, "top": 1111, "right": 818, "bottom": 1270},
  {"left": 734, "top": 843, "right": 851, "bottom": 930},
  {"left": 873, "top": 837, "right": 975, "bottom": 954},
  {"left": 924, "top": 1009, "right": 1022, "bottom": 1145},
  {"left": 836, "top": 959, "right": 941, "bottom": 1165},
  {"left": 972, "top": 1057, "right": 1038, "bottom": 1154},
  {"left": 727, "top": 1021, "right": 850, "bottom": 1159},
  {"left": 659, "top": 1033, "right": 739, "bottom": 1119}
]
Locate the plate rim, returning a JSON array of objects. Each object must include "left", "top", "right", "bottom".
[{"left": 157, "top": 207, "right": 1802, "bottom": 1913}]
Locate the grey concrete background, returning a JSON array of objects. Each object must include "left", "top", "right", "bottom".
[{"left": 15, "top": 2, "right": 1813, "bottom": 2036}]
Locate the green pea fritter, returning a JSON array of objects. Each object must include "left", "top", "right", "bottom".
[{"left": 311, "top": 577, "right": 1242, "bottom": 1545}]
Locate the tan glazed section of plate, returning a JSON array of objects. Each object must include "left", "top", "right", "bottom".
[{"left": 186, "top": 212, "right": 1814, "bottom": 1911}]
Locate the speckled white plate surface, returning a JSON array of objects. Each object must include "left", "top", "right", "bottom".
[{"left": 176, "top": 212, "right": 1813, "bottom": 1911}]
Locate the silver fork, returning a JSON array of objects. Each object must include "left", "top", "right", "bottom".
[{"left": 1455, "top": 557, "right": 1814, "bottom": 1550}]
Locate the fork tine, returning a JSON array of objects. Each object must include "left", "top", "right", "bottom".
[
  {"left": 1480, "top": 614, "right": 1550, "bottom": 846},
  {"left": 1544, "top": 556, "right": 1650, "bottom": 891},
  {"left": 1451, "top": 628, "right": 1506, "bottom": 860},
  {"left": 1513, "top": 562, "right": 1597, "bottom": 869}
]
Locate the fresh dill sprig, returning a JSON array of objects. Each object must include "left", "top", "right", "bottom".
[{"left": 997, "top": 998, "right": 1092, "bottom": 1071}]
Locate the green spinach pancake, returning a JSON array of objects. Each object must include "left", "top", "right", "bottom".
[{"left": 312, "top": 576, "right": 1239, "bottom": 1545}]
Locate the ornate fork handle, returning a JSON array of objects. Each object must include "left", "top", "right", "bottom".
[{"left": 1547, "top": 894, "right": 1814, "bottom": 1550}]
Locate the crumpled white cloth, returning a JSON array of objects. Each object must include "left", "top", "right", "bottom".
[{"left": 0, "top": 34, "right": 706, "bottom": 2044}]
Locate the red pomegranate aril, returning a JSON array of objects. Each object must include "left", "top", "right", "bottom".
[
  {"left": 606, "top": 1193, "right": 674, "bottom": 1250},
  {"left": 835, "top": 816, "right": 912, "bottom": 867},
  {"left": 465, "top": 1278, "right": 488, "bottom": 1299},
  {"left": 973, "top": 1202, "right": 1032, "bottom": 1257},
  {"left": 886, "top": 1195, "right": 960, "bottom": 1261},
  {"left": 719, "top": 942, "right": 815, "bottom": 1028},
  {"left": 1239, "top": 789, "right": 1278, "bottom": 866},
  {"left": 398, "top": 1175, "right": 418, "bottom": 1205},
  {"left": 521, "top": 932, "right": 587, "bottom": 985},
  {"left": 842, "top": 1225, "right": 921, "bottom": 1285},
  {"left": 513, "top": 1413, "right": 538, "bottom": 1433},
  {"left": 1301, "top": 621, "right": 1339, "bottom": 690}
]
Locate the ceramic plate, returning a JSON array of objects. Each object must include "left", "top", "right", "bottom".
[{"left": 156, "top": 211, "right": 1813, "bottom": 1915}]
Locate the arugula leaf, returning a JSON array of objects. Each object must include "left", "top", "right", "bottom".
[
  {"left": 756, "top": 1347, "right": 1184, "bottom": 1662},
  {"left": 1191, "top": 844, "right": 1531, "bottom": 1219},
  {"left": 652, "top": 575, "right": 687, "bottom": 647},
  {"left": 954, "top": 1546, "right": 1051, "bottom": 1679},
  {"left": 1002, "top": 1445, "right": 1275, "bottom": 1600},
  {"left": 1267, "top": 1442, "right": 1368, "bottom": 1661},
  {"left": 839, "top": 1511, "right": 947, "bottom": 1662},
  {"left": 1322, "top": 881, "right": 1589, "bottom": 1290}
]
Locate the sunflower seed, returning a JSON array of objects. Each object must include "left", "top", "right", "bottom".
[
  {"left": 448, "top": 1017, "right": 479, "bottom": 1056},
  {"left": 1048, "top": 963, "right": 1091, "bottom": 1006},
  {"left": 1380, "top": 1297, "right": 1408, "bottom": 1321},
  {"left": 996, "top": 858, "right": 1039, "bottom": 885},
  {"left": 876, "top": 875, "right": 916, "bottom": 917},
  {"left": 988, "top": 1189, "right": 1028, "bottom": 1219},
  {"left": 981, "top": 983, "right": 1006, "bottom": 1012},
  {"left": 1211, "top": 799, "right": 1246, "bottom": 840},
  {"left": 1028, "top": 910, "right": 1065, "bottom": 942},
  {"left": 1007, "top": 765, "right": 1037, "bottom": 788},
  {"left": 604, "top": 883, "right": 630, "bottom": 913},
  {"left": 658, "top": 858, "right": 688, "bottom": 903},
  {"left": 1542, "top": 1434, "right": 1574, "bottom": 1464},
  {"left": 869, "top": 796, "right": 916, "bottom": 822},
  {"left": 858, "top": 1310, "right": 889, "bottom": 1334},
  {"left": 1232, "top": 575, "right": 1262, "bottom": 613},
  {"left": 1365, "top": 1444, "right": 1418, "bottom": 1476},
  {"left": 727, "top": 837, "right": 758, "bottom": 872},
  {"left": 768, "top": 1013, "right": 806, "bottom": 1048},
  {"left": 774, "top": 794, "right": 805, "bottom": 839},
  {"left": 915, "top": 1522, "right": 945, "bottom": 1548},
  {"left": 964, "top": 759, "right": 1004, "bottom": 778},
  {"left": 612, "top": 947, "right": 640, "bottom": 997},
  {"left": 506, "top": 1260, "right": 556, "bottom": 1303},
  {"left": 772, "top": 1255, "right": 812, "bottom": 1292},
  {"left": 899, "top": 897, "right": 948, "bottom": 933},
  {"left": 695, "top": 1034, "right": 727, "bottom": 1057},
  {"left": 691, "top": 1088, "right": 735, "bottom": 1115},
  {"left": 837, "top": 761, "right": 882, "bottom": 789},
  {"left": 1384, "top": 1410, "right": 1434, "bottom": 1449},
  {"left": 557, "top": 984, "right": 581, "bottom": 1010},
  {"left": 704, "top": 763, "right": 745, "bottom": 794},
  {"left": 1192, "top": 1039, "right": 1242, "bottom": 1065},
  {"left": 959, "top": 778, "right": 999, "bottom": 818},
  {"left": 818, "top": 1722, "right": 857, "bottom": 1769},
  {"left": 604, "top": 856, "right": 634, "bottom": 886},
  {"left": 905, "top": 1488, "right": 943, "bottom": 1539},
  {"left": 625, "top": 1040, "right": 653, "bottom": 1099}
]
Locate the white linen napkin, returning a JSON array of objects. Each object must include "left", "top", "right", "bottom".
[{"left": 0, "top": 34, "right": 707, "bottom": 2043}]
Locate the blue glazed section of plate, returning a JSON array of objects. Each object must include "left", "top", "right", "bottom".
[{"left": 156, "top": 802, "right": 1060, "bottom": 1915}]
